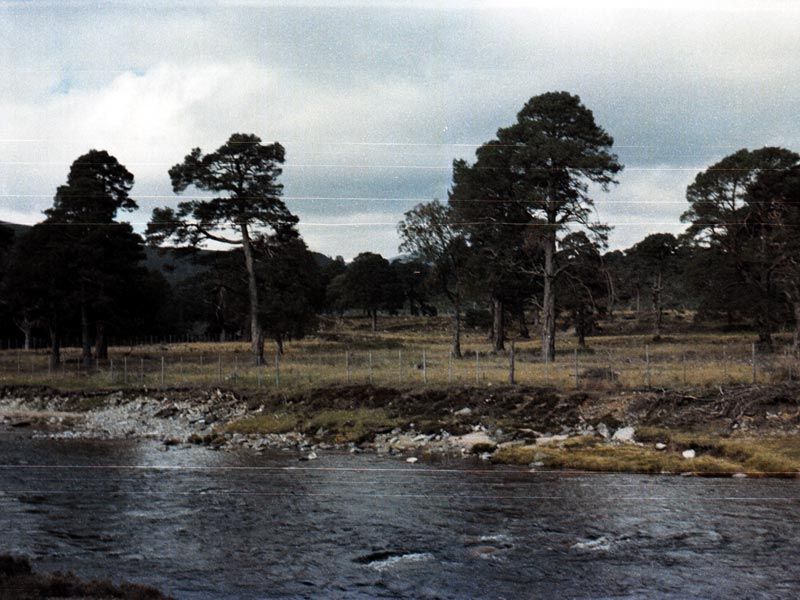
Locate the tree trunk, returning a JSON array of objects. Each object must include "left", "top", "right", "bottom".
[
  {"left": 15, "top": 319, "right": 32, "bottom": 351},
  {"left": 576, "top": 309, "right": 587, "bottom": 349},
  {"left": 793, "top": 302, "right": 800, "bottom": 353},
  {"left": 276, "top": 334, "right": 284, "bottom": 355},
  {"left": 491, "top": 295, "right": 505, "bottom": 352},
  {"left": 241, "top": 224, "right": 264, "bottom": 365},
  {"left": 371, "top": 309, "right": 378, "bottom": 332},
  {"left": 451, "top": 301, "right": 462, "bottom": 359},
  {"left": 517, "top": 307, "right": 530, "bottom": 338},
  {"left": 95, "top": 320, "right": 108, "bottom": 360},
  {"left": 49, "top": 319, "right": 61, "bottom": 369},
  {"left": 635, "top": 287, "right": 641, "bottom": 314},
  {"left": 652, "top": 273, "right": 663, "bottom": 339},
  {"left": 542, "top": 229, "right": 556, "bottom": 362},
  {"left": 80, "top": 290, "right": 93, "bottom": 368},
  {"left": 488, "top": 299, "right": 495, "bottom": 341}
]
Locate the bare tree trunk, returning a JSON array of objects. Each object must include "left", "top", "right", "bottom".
[
  {"left": 95, "top": 320, "right": 108, "bottom": 360},
  {"left": 517, "top": 307, "right": 530, "bottom": 339},
  {"left": 576, "top": 309, "right": 587, "bottom": 349},
  {"left": 492, "top": 295, "right": 505, "bottom": 352},
  {"left": 241, "top": 224, "right": 264, "bottom": 365},
  {"left": 49, "top": 321, "right": 60, "bottom": 369},
  {"left": 80, "top": 289, "right": 93, "bottom": 368},
  {"left": 793, "top": 302, "right": 800, "bottom": 353},
  {"left": 451, "top": 301, "right": 462, "bottom": 359},
  {"left": 371, "top": 309, "right": 378, "bottom": 332},
  {"left": 15, "top": 318, "right": 32, "bottom": 351},
  {"left": 542, "top": 229, "right": 556, "bottom": 362},
  {"left": 652, "top": 272, "right": 663, "bottom": 339}
]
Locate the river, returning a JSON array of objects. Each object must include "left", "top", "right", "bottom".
[{"left": 1, "top": 432, "right": 798, "bottom": 599}]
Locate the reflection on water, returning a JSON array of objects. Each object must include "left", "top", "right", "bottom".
[{"left": 1, "top": 432, "right": 799, "bottom": 599}]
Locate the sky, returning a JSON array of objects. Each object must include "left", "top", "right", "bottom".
[{"left": 1, "top": 0, "right": 799, "bottom": 259}]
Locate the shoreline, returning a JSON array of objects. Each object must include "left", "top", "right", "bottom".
[{"left": 1, "top": 383, "right": 799, "bottom": 478}]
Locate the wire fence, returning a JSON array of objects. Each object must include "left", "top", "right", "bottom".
[{"left": 0, "top": 339, "right": 797, "bottom": 392}]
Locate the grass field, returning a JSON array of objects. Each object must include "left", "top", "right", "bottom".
[{"left": 1, "top": 313, "right": 799, "bottom": 392}]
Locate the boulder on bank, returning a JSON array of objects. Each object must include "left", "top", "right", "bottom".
[
  {"left": 451, "top": 431, "right": 497, "bottom": 453},
  {"left": 612, "top": 426, "right": 635, "bottom": 443}
]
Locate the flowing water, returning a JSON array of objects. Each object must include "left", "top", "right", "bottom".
[{"left": 1, "top": 432, "right": 799, "bottom": 599}]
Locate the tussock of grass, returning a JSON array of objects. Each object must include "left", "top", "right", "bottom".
[
  {"left": 494, "top": 430, "right": 800, "bottom": 476},
  {"left": 223, "top": 412, "right": 299, "bottom": 435}
]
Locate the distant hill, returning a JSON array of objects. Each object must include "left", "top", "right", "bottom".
[{"left": 0, "top": 221, "right": 335, "bottom": 285}]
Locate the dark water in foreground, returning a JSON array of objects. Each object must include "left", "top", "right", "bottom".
[{"left": 1, "top": 432, "right": 799, "bottom": 599}]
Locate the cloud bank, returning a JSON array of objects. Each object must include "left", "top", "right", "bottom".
[{"left": 1, "top": 2, "right": 799, "bottom": 258}]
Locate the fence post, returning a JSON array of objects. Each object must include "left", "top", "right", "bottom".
[
  {"left": 574, "top": 348, "right": 579, "bottom": 389},
  {"left": 110, "top": 359, "right": 114, "bottom": 383},
  {"left": 509, "top": 341, "right": 516, "bottom": 385},
  {"left": 422, "top": 348, "right": 427, "bottom": 384},
  {"left": 645, "top": 345, "right": 651, "bottom": 389},
  {"left": 160, "top": 355, "right": 165, "bottom": 387},
  {"left": 752, "top": 342, "right": 756, "bottom": 384}
]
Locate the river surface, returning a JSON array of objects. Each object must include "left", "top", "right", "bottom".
[{"left": 1, "top": 431, "right": 799, "bottom": 599}]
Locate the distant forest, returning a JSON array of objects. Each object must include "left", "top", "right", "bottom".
[{"left": 2, "top": 91, "right": 800, "bottom": 367}]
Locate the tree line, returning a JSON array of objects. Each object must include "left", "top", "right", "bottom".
[{"left": 1, "top": 91, "right": 799, "bottom": 368}]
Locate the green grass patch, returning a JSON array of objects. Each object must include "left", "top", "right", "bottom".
[
  {"left": 305, "top": 408, "right": 398, "bottom": 443},
  {"left": 223, "top": 412, "right": 299, "bottom": 434}
]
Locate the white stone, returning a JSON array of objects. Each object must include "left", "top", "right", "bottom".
[
  {"left": 682, "top": 449, "right": 696, "bottom": 459},
  {"left": 306, "top": 451, "right": 318, "bottom": 461},
  {"left": 405, "top": 457, "right": 418, "bottom": 463},
  {"left": 655, "top": 442, "right": 667, "bottom": 450},
  {"left": 454, "top": 407, "right": 472, "bottom": 416},
  {"left": 596, "top": 423, "right": 610, "bottom": 439},
  {"left": 612, "top": 426, "right": 635, "bottom": 443}
]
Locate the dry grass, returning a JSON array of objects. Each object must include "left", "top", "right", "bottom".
[
  {"left": 1, "top": 313, "right": 799, "bottom": 393},
  {"left": 494, "top": 429, "right": 800, "bottom": 477}
]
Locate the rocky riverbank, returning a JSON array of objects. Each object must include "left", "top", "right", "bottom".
[{"left": 1, "top": 383, "right": 799, "bottom": 476}]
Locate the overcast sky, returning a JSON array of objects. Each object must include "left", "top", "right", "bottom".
[{"left": 1, "top": 0, "right": 799, "bottom": 259}]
